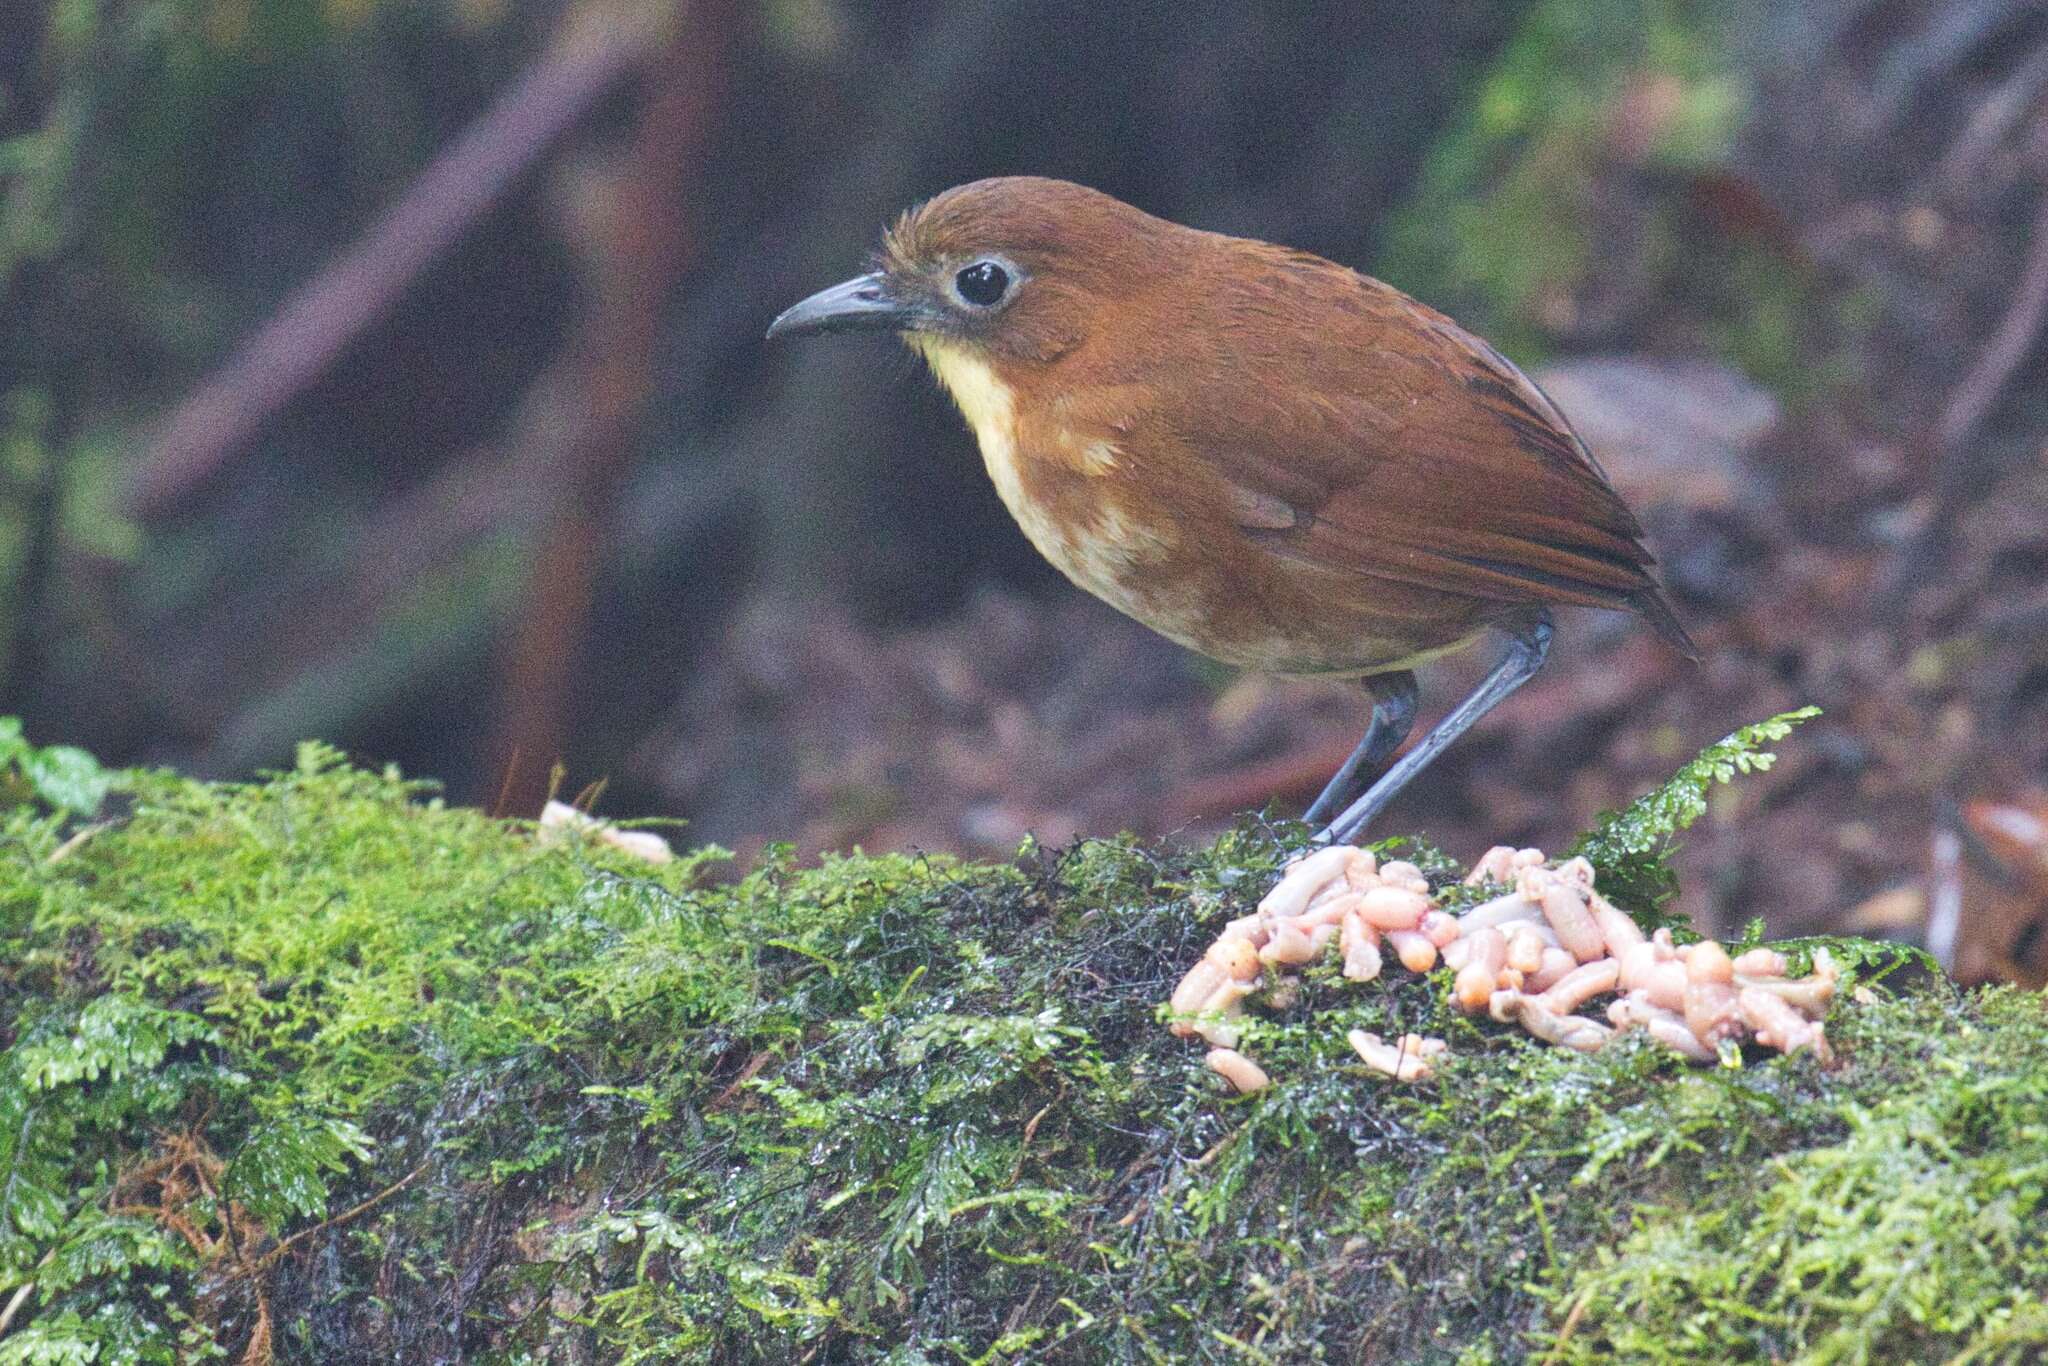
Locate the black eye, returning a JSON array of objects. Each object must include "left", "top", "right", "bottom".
[{"left": 954, "top": 260, "right": 1010, "bottom": 307}]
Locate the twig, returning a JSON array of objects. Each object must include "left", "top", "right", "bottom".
[
  {"left": 1867, "top": 0, "right": 2024, "bottom": 136},
  {"left": 1932, "top": 44, "right": 2048, "bottom": 197},
  {"left": 251, "top": 1162, "right": 428, "bottom": 1273},
  {"left": 0, "top": 1250, "right": 55, "bottom": 1337},
  {"left": 1544, "top": 1286, "right": 1594, "bottom": 1361},
  {"left": 1932, "top": 188, "right": 2048, "bottom": 466},
  {"left": 706, "top": 1050, "right": 774, "bottom": 1111},
  {"left": 1006, "top": 1096, "right": 1058, "bottom": 1184},
  {"left": 125, "top": 8, "right": 672, "bottom": 519},
  {"left": 1894, "top": 181, "right": 2048, "bottom": 596},
  {"left": 45, "top": 821, "right": 109, "bottom": 863}
]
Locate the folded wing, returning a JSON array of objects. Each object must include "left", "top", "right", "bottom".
[{"left": 1171, "top": 260, "right": 1695, "bottom": 657}]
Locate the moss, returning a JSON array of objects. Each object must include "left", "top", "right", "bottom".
[
  {"left": 1375, "top": 0, "right": 1861, "bottom": 401},
  {"left": 1542, "top": 989, "right": 2048, "bottom": 1363},
  {"left": 1377, "top": 0, "right": 1743, "bottom": 356},
  {"left": 0, "top": 734, "right": 2043, "bottom": 1362}
]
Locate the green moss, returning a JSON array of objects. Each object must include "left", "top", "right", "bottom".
[
  {"left": 1543, "top": 990, "right": 2048, "bottom": 1363},
  {"left": 1375, "top": 0, "right": 1860, "bottom": 400},
  {"left": 1378, "top": 0, "right": 1745, "bottom": 359},
  {"left": 0, "top": 730, "right": 2042, "bottom": 1362}
]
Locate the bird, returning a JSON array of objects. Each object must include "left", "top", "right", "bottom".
[{"left": 766, "top": 176, "right": 1695, "bottom": 845}]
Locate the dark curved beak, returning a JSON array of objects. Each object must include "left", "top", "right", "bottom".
[{"left": 766, "top": 272, "right": 913, "bottom": 340}]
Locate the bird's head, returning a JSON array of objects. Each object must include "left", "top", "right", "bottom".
[{"left": 767, "top": 177, "right": 1178, "bottom": 369}]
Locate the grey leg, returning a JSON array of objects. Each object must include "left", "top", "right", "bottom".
[
  {"left": 1316, "top": 612, "right": 1554, "bottom": 846},
  {"left": 1302, "top": 671, "right": 1419, "bottom": 827}
]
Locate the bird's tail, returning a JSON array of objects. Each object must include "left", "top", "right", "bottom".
[{"left": 1632, "top": 586, "right": 1700, "bottom": 662}]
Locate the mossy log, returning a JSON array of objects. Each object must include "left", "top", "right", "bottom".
[{"left": 0, "top": 742, "right": 2043, "bottom": 1363}]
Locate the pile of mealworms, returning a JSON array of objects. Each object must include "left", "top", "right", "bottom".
[{"left": 1170, "top": 844, "right": 1838, "bottom": 1093}]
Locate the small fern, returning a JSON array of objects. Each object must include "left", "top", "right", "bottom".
[
  {"left": 1568, "top": 706, "right": 1821, "bottom": 917},
  {"left": 224, "top": 1113, "right": 376, "bottom": 1227},
  {"left": 1769, "top": 935, "right": 1939, "bottom": 988}
]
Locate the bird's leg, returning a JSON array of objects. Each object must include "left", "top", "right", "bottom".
[
  {"left": 1316, "top": 611, "right": 1554, "bottom": 846},
  {"left": 1301, "top": 671, "right": 1418, "bottom": 827}
]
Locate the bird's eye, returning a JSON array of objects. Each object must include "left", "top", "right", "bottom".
[{"left": 954, "top": 260, "right": 1011, "bottom": 307}]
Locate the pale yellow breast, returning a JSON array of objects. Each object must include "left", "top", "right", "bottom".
[
  {"left": 907, "top": 338, "right": 1045, "bottom": 538},
  {"left": 906, "top": 337, "right": 1196, "bottom": 634}
]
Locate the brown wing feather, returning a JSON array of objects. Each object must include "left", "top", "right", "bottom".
[{"left": 1161, "top": 251, "right": 1692, "bottom": 652}]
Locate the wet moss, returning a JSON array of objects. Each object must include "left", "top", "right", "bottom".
[{"left": 0, "top": 736, "right": 2042, "bottom": 1363}]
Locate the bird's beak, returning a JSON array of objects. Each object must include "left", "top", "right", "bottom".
[{"left": 766, "top": 272, "right": 915, "bottom": 340}]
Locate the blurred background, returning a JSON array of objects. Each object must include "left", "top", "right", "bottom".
[{"left": 3, "top": 0, "right": 2045, "bottom": 975}]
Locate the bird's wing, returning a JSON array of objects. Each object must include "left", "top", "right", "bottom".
[{"left": 1173, "top": 266, "right": 1687, "bottom": 644}]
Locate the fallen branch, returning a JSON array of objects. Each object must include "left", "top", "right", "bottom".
[{"left": 125, "top": 7, "right": 672, "bottom": 520}]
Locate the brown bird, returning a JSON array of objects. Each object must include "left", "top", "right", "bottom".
[{"left": 767, "top": 177, "right": 1695, "bottom": 844}]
